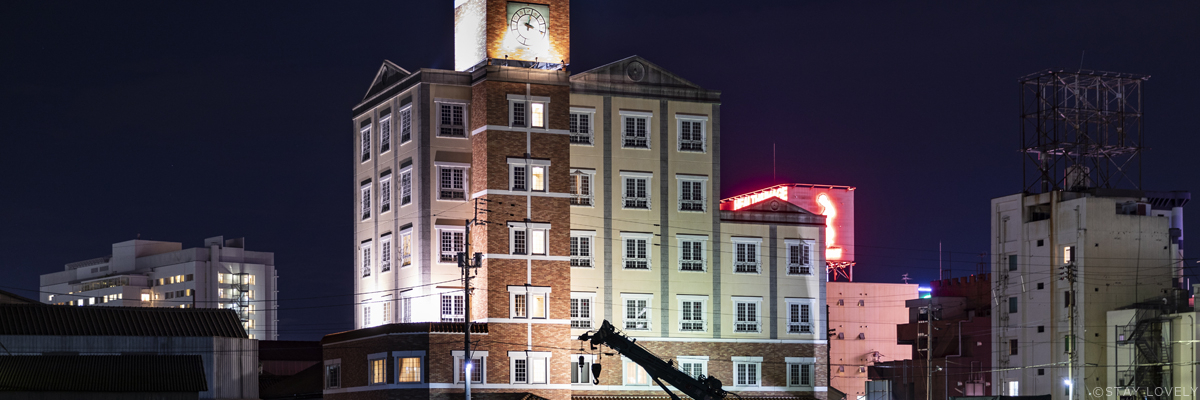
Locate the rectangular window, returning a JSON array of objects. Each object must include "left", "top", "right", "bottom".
[
  {"left": 325, "top": 363, "right": 341, "bottom": 389},
  {"left": 513, "top": 358, "right": 527, "bottom": 383},
  {"left": 679, "top": 296, "right": 706, "bottom": 332},
  {"left": 624, "top": 295, "right": 652, "bottom": 330},
  {"left": 380, "top": 236, "right": 392, "bottom": 272},
  {"left": 439, "top": 229, "right": 465, "bottom": 263},
  {"left": 382, "top": 299, "right": 391, "bottom": 323},
  {"left": 734, "top": 297, "right": 761, "bottom": 333},
  {"left": 679, "top": 179, "right": 705, "bottom": 212},
  {"left": 530, "top": 103, "right": 544, "bottom": 128},
  {"left": 570, "top": 169, "right": 594, "bottom": 206},
  {"left": 441, "top": 293, "right": 465, "bottom": 322},
  {"left": 1008, "top": 296, "right": 1018, "bottom": 313},
  {"left": 362, "top": 304, "right": 372, "bottom": 327},
  {"left": 509, "top": 352, "right": 550, "bottom": 384},
  {"left": 512, "top": 101, "right": 527, "bottom": 127},
  {"left": 360, "top": 125, "right": 371, "bottom": 162},
  {"left": 678, "top": 357, "right": 708, "bottom": 380},
  {"left": 678, "top": 119, "right": 706, "bottom": 152},
  {"left": 571, "top": 295, "right": 593, "bottom": 329},
  {"left": 438, "top": 166, "right": 466, "bottom": 200},
  {"left": 369, "top": 358, "right": 386, "bottom": 385},
  {"left": 1064, "top": 246, "right": 1076, "bottom": 264},
  {"left": 399, "top": 169, "right": 412, "bottom": 206},
  {"left": 569, "top": 110, "right": 593, "bottom": 145},
  {"left": 623, "top": 176, "right": 650, "bottom": 209},
  {"left": 1010, "top": 339, "right": 1019, "bottom": 355},
  {"left": 360, "top": 242, "right": 372, "bottom": 278},
  {"left": 733, "top": 239, "right": 762, "bottom": 274},
  {"left": 401, "top": 296, "right": 412, "bottom": 323},
  {"left": 678, "top": 237, "right": 705, "bottom": 272},
  {"left": 360, "top": 183, "right": 372, "bottom": 220},
  {"left": 570, "top": 233, "right": 593, "bottom": 267},
  {"left": 509, "top": 223, "right": 549, "bottom": 256},
  {"left": 1008, "top": 254, "right": 1018, "bottom": 271},
  {"left": 530, "top": 165, "right": 545, "bottom": 191},
  {"left": 512, "top": 165, "right": 527, "bottom": 190},
  {"left": 513, "top": 230, "right": 527, "bottom": 255},
  {"left": 622, "top": 115, "right": 650, "bottom": 148},
  {"left": 380, "top": 176, "right": 392, "bottom": 213},
  {"left": 397, "top": 357, "right": 421, "bottom": 382},
  {"left": 624, "top": 359, "right": 651, "bottom": 386},
  {"left": 734, "top": 359, "right": 761, "bottom": 386},
  {"left": 399, "top": 106, "right": 412, "bottom": 143},
  {"left": 787, "top": 298, "right": 815, "bottom": 334},
  {"left": 572, "top": 355, "right": 595, "bottom": 384},
  {"left": 455, "top": 355, "right": 484, "bottom": 384},
  {"left": 788, "top": 361, "right": 815, "bottom": 387},
  {"left": 400, "top": 230, "right": 412, "bottom": 267},
  {"left": 787, "top": 240, "right": 814, "bottom": 275},
  {"left": 530, "top": 229, "right": 546, "bottom": 255},
  {"left": 379, "top": 114, "right": 391, "bottom": 153},
  {"left": 623, "top": 236, "right": 650, "bottom": 270},
  {"left": 438, "top": 103, "right": 466, "bottom": 137}
]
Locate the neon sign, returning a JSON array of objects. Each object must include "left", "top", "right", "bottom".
[
  {"left": 816, "top": 193, "right": 843, "bottom": 260},
  {"left": 732, "top": 187, "right": 788, "bottom": 210}
]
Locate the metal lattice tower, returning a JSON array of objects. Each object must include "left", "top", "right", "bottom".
[{"left": 1020, "top": 69, "right": 1149, "bottom": 193}]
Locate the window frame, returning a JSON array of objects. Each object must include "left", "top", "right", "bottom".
[
  {"left": 435, "top": 163, "right": 469, "bottom": 201},
  {"left": 785, "top": 239, "right": 816, "bottom": 276},
  {"left": 508, "top": 285, "right": 551, "bottom": 320},
  {"left": 379, "top": 112, "right": 392, "bottom": 154},
  {"left": 360, "top": 181, "right": 372, "bottom": 220},
  {"left": 508, "top": 222, "right": 551, "bottom": 256},
  {"left": 621, "top": 232, "right": 653, "bottom": 270},
  {"left": 441, "top": 292, "right": 465, "bottom": 322},
  {"left": 676, "top": 114, "right": 708, "bottom": 153},
  {"left": 360, "top": 123, "right": 371, "bottom": 162},
  {"left": 786, "top": 357, "right": 817, "bottom": 387},
  {"left": 379, "top": 173, "right": 392, "bottom": 214},
  {"left": 570, "top": 230, "right": 595, "bottom": 268},
  {"left": 677, "top": 175, "right": 708, "bottom": 212},
  {"left": 508, "top": 158, "right": 551, "bottom": 192},
  {"left": 395, "top": 351, "right": 425, "bottom": 383},
  {"left": 399, "top": 228, "right": 413, "bottom": 268},
  {"left": 324, "top": 360, "right": 341, "bottom": 389},
  {"left": 732, "top": 237, "right": 763, "bottom": 274},
  {"left": 732, "top": 356, "right": 763, "bottom": 387},
  {"left": 732, "top": 296, "right": 763, "bottom": 334},
  {"left": 786, "top": 298, "right": 817, "bottom": 335},
  {"left": 569, "top": 107, "right": 595, "bottom": 145},
  {"left": 380, "top": 234, "right": 392, "bottom": 273},
  {"left": 620, "top": 110, "right": 652, "bottom": 149},
  {"left": 572, "top": 354, "right": 596, "bottom": 384},
  {"left": 360, "top": 240, "right": 372, "bottom": 278},
  {"left": 436, "top": 101, "right": 468, "bottom": 138},
  {"left": 622, "top": 357, "right": 652, "bottom": 386},
  {"left": 507, "top": 94, "right": 550, "bottom": 129},
  {"left": 368, "top": 352, "right": 387, "bottom": 386},
  {"left": 452, "top": 350, "right": 487, "bottom": 384},
  {"left": 399, "top": 167, "right": 413, "bottom": 206},
  {"left": 437, "top": 226, "right": 466, "bottom": 264},
  {"left": 570, "top": 292, "right": 595, "bottom": 330},
  {"left": 399, "top": 105, "right": 412, "bottom": 144},
  {"left": 620, "top": 171, "right": 652, "bottom": 210},
  {"left": 569, "top": 168, "right": 595, "bottom": 207},
  {"left": 621, "top": 293, "right": 653, "bottom": 331},
  {"left": 677, "top": 356, "right": 709, "bottom": 381},
  {"left": 677, "top": 295, "right": 708, "bottom": 333},
  {"left": 508, "top": 351, "right": 551, "bottom": 384},
  {"left": 677, "top": 234, "right": 708, "bottom": 272}
]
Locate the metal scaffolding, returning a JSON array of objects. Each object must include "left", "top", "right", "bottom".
[{"left": 1020, "top": 69, "right": 1148, "bottom": 193}]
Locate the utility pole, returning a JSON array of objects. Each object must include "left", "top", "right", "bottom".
[
  {"left": 460, "top": 199, "right": 484, "bottom": 400},
  {"left": 1062, "top": 262, "right": 1078, "bottom": 400},
  {"left": 926, "top": 306, "right": 932, "bottom": 400}
]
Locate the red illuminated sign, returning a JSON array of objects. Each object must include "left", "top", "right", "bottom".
[
  {"left": 731, "top": 187, "right": 788, "bottom": 210},
  {"left": 816, "top": 193, "right": 843, "bottom": 260}
]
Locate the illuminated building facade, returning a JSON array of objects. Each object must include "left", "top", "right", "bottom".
[
  {"left": 38, "top": 236, "right": 278, "bottom": 340},
  {"left": 722, "top": 183, "right": 856, "bottom": 280},
  {"left": 826, "top": 282, "right": 918, "bottom": 399},
  {"left": 340, "top": 1, "right": 827, "bottom": 399}
]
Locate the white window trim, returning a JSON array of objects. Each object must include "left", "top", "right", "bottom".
[
  {"left": 731, "top": 237, "right": 763, "bottom": 274},
  {"left": 380, "top": 174, "right": 392, "bottom": 214},
  {"left": 785, "top": 239, "right": 816, "bottom": 276},
  {"left": 732, "top": 296, "right": 763, "bottom": 334},
  {"left": 508, "top": 222, "right": 551, "bottom": 256},
  {"left": 677, "top": 355, "right": 709, "bottom": 380},
  {"left": 620, "top": 171, "right": 653, "bottom": 210},
  {"left": 786, "top": 357, "right": 817, "bottom": 387},
  {"left": 399, "top": 227, "right": 413, "bottom": 269},
  {"left": 570, "top": 291, "right": 596, "bottom": 330},
  {"left": 368, "top": 352, "right": 388, "bottom": 386},
  {"left": 360, "top": 182, "right": 372, "bottom": 220},
  {"left": 379, "top": 113, "right": 392, "bottom": 154},
  {"left": 621, "top": 357, "right": 652, "bottom": 386},
  {"left": 620, "top": 232, "right": 654, "bottom": 271},
  {"left": 621, "top": 293, "right": 654, "bottom": 331},
  {"left": 398, "top": 105, "right": 413, "bottom": 144},
  {"left": 436, "top": 226, "right": 466, "bottom": 264},
  {"left": 569, "top": 107, "right": 596, "bottom": 146},
  {"left": 380, "top": 234, "right": 393, "bottom": 273},
  {"left": 786, "top": 297, "right": 818, "bottom": 335},
  {"left": 677, "top": 295, "right": 708, "bottom": 333},
  {"left": 570, "top": 230, "right": 596, "bottom": 268},
  {"left": 569, "top": 168, "right": 596, "bottom": 207},
  {"left": 434, "top": 162, "right": 470, "bottom": 202},
  {"left": 452, "top": 350, "right": 488, "bottom": 384},
  {"left": 619, "top": 110, "right": 653, "bottom": 150},
  {"left": 440, "top": 291, "right": 465, "bottom": 322},
  {"left": 435, "top": 100, "right": 468, "bottom": 138},
  {"left": 324, "top": 359, "right": 342, "bottom": 389},
  {"left": 360, "top": 241, "right": 372, "bottom": 278},
  {"left": 508, "top": 285, "right": 552, "bottom": 319},
  {"left": 508, "top": 351, "right": 551, "bottom": 384},
  {"left": 676, "top": 175, "right": 709, "bottom": 213},
  {"left": 572, "top": 354, "right": 597, "bottom": 384},
  {"left": 507, "top": 95, "right": 550, "bottom": 129},
  {"left": 675, "top": 114, "right": 708, "bottom": 153},
  {"left": 732, "top": 356, "right": 763, "bottom": 387},
  {"left": 360, "top": 123, "right": 372, "bottom": 163},
  {"left": 399, "top": 166, "right": 413, "bottom": 207},
  {"left": 676, "top": 234, "right": 708, "bottom": 272},
  {"left": 395, "top": 350, "right": 426, "bottom": 383},
  {"left": 507, "top": 157, "right": 551, "bottom": 192}
]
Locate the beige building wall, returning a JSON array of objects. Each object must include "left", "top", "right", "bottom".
[{"left": 828, "top": 282, "right": 918, "bottom": 399}]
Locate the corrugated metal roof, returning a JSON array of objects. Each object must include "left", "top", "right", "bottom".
[
  {"left": 0, "top": 304, "right": 247, "bottom": 338},
  {"left": 0, "top": 355, "right": 207, "bottom": 392}
]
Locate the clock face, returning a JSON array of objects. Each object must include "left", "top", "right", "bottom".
[{"left": 508, "top": 6, "right": 547, "bottom": 46}]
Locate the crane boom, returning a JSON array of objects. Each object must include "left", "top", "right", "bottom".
[{"left": 578, "top": 320, "right": 728, "bottom": 400}]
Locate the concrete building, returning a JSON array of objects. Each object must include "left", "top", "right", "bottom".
[
  {"left": 1104, "top": 286, "right": 1197, "bottom": 400},
  {"left": 827, "top": 282, "right": 918, "bottom": 399},
  {"left": 990, "top": 189, "right": 1188, "bottom": 399},
  {"left": 338, "top": 1, "right": 832, "bottom": 398},
  {"left": 39, "top": 236, "right": 279, "bottom": 340}
]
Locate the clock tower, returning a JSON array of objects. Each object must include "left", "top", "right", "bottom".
[{"left": 454, "top": 0, "right": 570, "bottom": 71}]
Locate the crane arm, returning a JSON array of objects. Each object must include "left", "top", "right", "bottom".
[{"left": 578, "top": 320, "right": 727, "bottom": 400}]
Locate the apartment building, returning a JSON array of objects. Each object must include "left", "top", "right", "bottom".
[
  {"left": 39, "top": 236, "right": 278, "bottom": 340},
  {"left": 827, "top": 282, "right": 917, "bottom": 399}
]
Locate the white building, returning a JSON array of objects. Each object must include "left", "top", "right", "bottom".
[
  {"left": 990, "top": 189, "right": 1187, "bottom": 399},
  {"left": 39, "top": 236, "right": 278, "bottom": 340}
]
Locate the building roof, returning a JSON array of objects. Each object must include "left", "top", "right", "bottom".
[
  {"left": 0, "top": 355, "right": 207, "bottom": 392},
  {"left": 323, "top": 322, "right": 488, "bottom": 345},
  {"left": 0, "top": 304, "right": 247, "bottom": 338},
  {"left": 0, "top": 289, "right": 38, "bottom": 305},
  {"left": 569, "top": 55, "right": 721, "bottom": 103}
]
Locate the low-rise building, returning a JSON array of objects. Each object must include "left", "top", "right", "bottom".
[
  {"left": 1104, "top": 287, "right": 1197, "bottom": 400},
  {"left": 827, "top": 282, "right": 918, "bottom": 399}
]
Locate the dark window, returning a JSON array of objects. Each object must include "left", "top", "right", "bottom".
[
  {"left": 1037, "top": 239, "right": 1044, "bottom": 247},
  {"left": 1009, "top": 339, "right": 1018, "bottom": 355},
  {"left": 1037, "top": 326, "right": 1044, "bottom": 333},
  {"left": 1008, "top": 255, "right": 1018, "bottom": 271},
  {"left": 1037, "top": 282, "right": 1044, "bottom": 290},
  {"left": 1038, "top": 368, "right": 1044, "bottom": 375},
  {"left": 1064, "top": 291, "right": 1074, "bottom": 308},
  {"left": 1008, "top": 297, "right": 1018, "bottom": 313}
]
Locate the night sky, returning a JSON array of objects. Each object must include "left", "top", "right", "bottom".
[{"left": 3, "top": 2, "right": 1197, "bottom": 341}]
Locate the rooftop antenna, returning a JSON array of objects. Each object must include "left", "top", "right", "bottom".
[
  {"left": 939, "top": 242, "right": 942, "bottom": 281},
  {"left": 901, "top": 273, "right": 912, "bottom": 284},
  {"left": 1078, "top": 50, "right": 1086, "bottom": 72},
  {"left": 773, "top": 143, "right": 776, "bottom": 183}
]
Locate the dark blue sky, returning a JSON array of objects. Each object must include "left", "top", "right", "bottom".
[{"left": 2, "top": 1, "right": 1197, "bottom": 340}]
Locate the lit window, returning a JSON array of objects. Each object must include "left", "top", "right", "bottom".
[
  {"left": 621, "top": 112, "right": 651, "bottom": 149},
  {"left": 399, "top": 168, "right": 412, "bottom": 206},
  {"left": 733, "top": 357, "right": 762, "bottom": 386},
  {"left": 786, "top": 357, "right": 816, "bottom": 387},
  {"left": 623, "top": 358, "right": 650, "bottom": 385},
  {"left": 379, "top": 112, "right": 391, "bottom": 153},
  {"left": 1064, "top": 246, "right": 1075, "bottom": 264},
  {"left": 787, "top": 240, "right": 815, "bottom": 275},
  {"left": 623, "top": 294, "right": 652, "bottom": 330},
  {"left": 621, "top": 173, "right": 651, "bottom": 209},
  {"left": 140, "top": 293, "right": 150, "bottom": 302},
  {"left": 787, "top": 298, "right": 816, "bottom": 334},
  {"left": 678, "top": 177, "right": 706, "bottom": 212},
  {"left": 369, "top": 357, "right": 386, "bottom": 385},
  {"left": 441, "top": 293, "right": 465, "bottom": 322},
  {"left": 380, "top": 174, "right": 392, "bottom": 214},
  {"left": 569, "top": 108, "right": 594, "bottom": 145},
  {"left": 677, "top": 356, "right": 708, "bottom": 380},
  {"left": 509, "top": 158, "right": 549, "bottom": 192},
  {"left": 439, "top": 228, "right": 465, "bottom": 262},
  {"left": 360, "top": 123, "right": 371, "bottom": 162},
  {"left": 510, "top": 286, "right": 550, "bottom": 319},
  {"left": 570, "top": 231, "right": 594, "bottom": 267},
  {"left": 325, "top": 362, "right": 341, "bottom": 389},
  {"left": 453, "top": 351, "right": 485, "bottom": 384},
  {"left": 572, "top": 354, "right": 595, "bottom": 384},
  {"left": 508, "top": 351, "right": 550, "bottom": 384},
  {"left": 530, "top": 102, "right": 544, "bottom": 128},
  {"left": 360, "top": 181, "right": 371, "bottom": 220},
  {"left": 678, "top": 295, "right": 707, "bottom": 332},
  {"left": 360, "top": 241, "right": 372, "bottom": 278},
  {"left": 437, "top": 166, "right": 467, "bottom": 200},
  {"left": 677, "top": 116, "right": 707, "bottom": 152},
  {"left": 531, "top": 165, "right": 545, "bottom": 191},
  {"left": 399, "top": 106, "right": 412, "bottom": 144},
  {"left": 571, "top": 293, "right": 594, "bottom": 329},
  {"left": 397, "top": 357, "right": 422, "bottom": 382},
  {"left": 621, "top": 233, "right": 651, "bottom": 270},
  {"left": 509, "top": 222, "right": 549, "bottom": 256},
  {"left": 733, "top": 297, "right": 762, "bottom": 333},
  {"left": 569, "top": 169, "right": 594, "bottom": 206},
  {"left": 399, "top": 229, "right": 412, "bottom": 268},
  {"left": 438, "top": 102, "right": 466, "bottom": 137},
  {"left": 677, "top": 235, "right": 707, "bottom": 272},
  {"left": 732, "top": 238, "right": 762, "bottom": 274}
]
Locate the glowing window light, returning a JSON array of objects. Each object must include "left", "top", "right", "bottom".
[
  {"left": 816, "top": 193, "right": 842, "bottom": 260},
  {"left": 731, "top": 186, "right": 788, "bottom": 210}
]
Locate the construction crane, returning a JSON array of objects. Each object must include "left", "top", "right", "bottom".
[{"left": 577, "top": 320, "right": 730, "bottom": 400}]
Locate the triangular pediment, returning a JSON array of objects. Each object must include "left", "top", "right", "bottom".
[
  {"left": 363, "top": 60, "right": 412, "bottom": 101},
  {"left": 570, "top": 55, "right": 704, "bottom": 89},
  {"left": 737, "top": 197, "right": 814, "bottom": 214}
]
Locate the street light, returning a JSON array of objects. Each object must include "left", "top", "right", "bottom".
[{"left": 1064, "top": 378, "right": 1073, "bottom": 400}]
